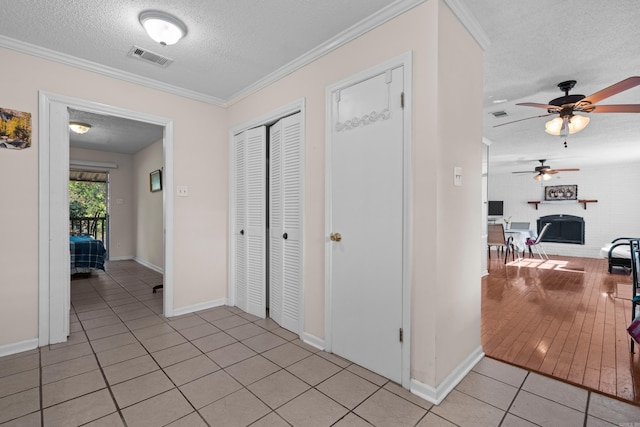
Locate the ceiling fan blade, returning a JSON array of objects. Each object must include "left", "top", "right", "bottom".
[
  {"left": 493, "top": 112, "right": 554, "bottom": 128},
  {"left": 590, "top": 104, "right": 640, "bottom": 113},
  {"left": 545, "top": 170, "right": 559, "bottom": 175},
  {"left": 581, "top": 76, "right": 640, "bottom": 104},
  {"left": 549, "top": 168, "right": 580, "bottom": 172},
  {"left": 512, "top": 171, "right": 536, "bottom": 174},
  {"left": 516, "top": 102, "right": 559, "bottom": 110}
]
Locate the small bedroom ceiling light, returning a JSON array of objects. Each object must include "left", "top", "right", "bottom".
[
  {"left": 139, "top": 11, "right": 187, "bottom": 46},
  {"left": 69, "top": 122, "right": 92, "bottom": 134}
]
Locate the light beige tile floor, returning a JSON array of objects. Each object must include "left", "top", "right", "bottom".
[{"left": 1, "top": 260, "right": 640, "bottom": 426}]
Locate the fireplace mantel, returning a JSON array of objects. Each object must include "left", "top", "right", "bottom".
[{"left": 527, "top": 199, "right": 598, "bottom": 210}]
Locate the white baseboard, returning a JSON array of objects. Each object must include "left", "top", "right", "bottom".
[
  {"left": 171, "top": 298, "right": 227, "bottom": 317},
  {"left": 133, "top": 257, "right": 164, "bottom": 274},
  {"left": 0, "top": 338, "right": 39, "bottom": 358},
  {"left": 410, "top": 346, "right": 484, "bottom": 405},
  {"left": 108, "top": 256, "right": 134, "bottom": 261},
  {"left": 301, "top": 332, "right": 325, "bottom": 351}
]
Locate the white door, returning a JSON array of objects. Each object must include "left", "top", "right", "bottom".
[
  {"left": 329, "top": 67, "right": 404, "bottom": 382},
  {"left": 269, "top": 113, "right": 303, "bottom": 333},
  {"left": 234, "top": 127, "right": 267, "bottom": 318}
]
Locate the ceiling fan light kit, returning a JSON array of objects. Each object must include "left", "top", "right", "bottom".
[
  {"left": 534, "top": 173, "right": 552, "bottom": 181},
  {"left": 544, "top": 114, "right": 590, "bottom": 136},
  {"left": 495, "top": 77, "right": 640, "bottom": 143}
]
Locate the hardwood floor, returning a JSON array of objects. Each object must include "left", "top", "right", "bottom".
[{"left": 482, "top": 253, "right": 640, "bottom": 404}]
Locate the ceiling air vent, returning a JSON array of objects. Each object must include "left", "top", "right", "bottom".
[
  {"left": 127, "top": 45, "right": 173, "bottom": 68},
  {"left": 491, "top": 110, "right": 508, "bottom": 118}
]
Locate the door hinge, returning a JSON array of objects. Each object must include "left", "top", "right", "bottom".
[
  {"left": 399, "top": 328, "right": 403, "bottom": 342},
  {"left": 400, "top": 92, "right": 405, "bottom": 109}
]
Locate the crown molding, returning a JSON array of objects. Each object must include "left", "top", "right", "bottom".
[
  {"left": 226, "top": 0, "right": 427, "bottom": 106},
  {"left": 443, "top": 0, "right": 490, "bottom": 50},
  {"left": 0, "top": 35, "right": 226, "bottom": 106},
  {"left": 0, "top": 0, "right": 486, "bottom": 107}
]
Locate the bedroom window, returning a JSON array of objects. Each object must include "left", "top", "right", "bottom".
[{"left": 69, "top": 170, "right": 108, "bottom": 243}]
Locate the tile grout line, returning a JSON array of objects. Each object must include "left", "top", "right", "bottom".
[
  {"left": 499, "top": 370, "right": 529, "bottom": 426},
  {"left": 73, "top": 284, "right": 130, "bottom": 426},
  {"left": 84, "top": 265, "right": 421, "bottom": 427},
  {"left": 92, "top": 266, "right": 347, "bottom": 424},
  {"left": 99, "top": 268, "right": 213, "bottom": 427},
  {"left": 583, "top": 391, "right": 590, "bottom": 427},
  {"left": 65, "top": 272, "right": 153, "bottom": 424}
]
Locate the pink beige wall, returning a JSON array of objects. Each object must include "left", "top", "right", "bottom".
[
  {"left": 0, "top": 0, "right": 483, "bottom": 391},
  {"left": 0, "top": 45, "right": 228, "bottom": 347},
  {"left": 227, "top": 0, "right": 483, "bottom": 387},
  {"left": 134, "top": 140, "right": 164, "bottom": 270}
]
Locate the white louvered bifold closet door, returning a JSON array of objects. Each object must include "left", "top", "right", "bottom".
[
  {"left": 233, "top": 131, "right": 247, "bottom": 311},
  {"left": 235, "top": 126, "right": 267, "bottom": 318},
  {"left": 269, "top": 113, "right": 302, "bottom": 333}
]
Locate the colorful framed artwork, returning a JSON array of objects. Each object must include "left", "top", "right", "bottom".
[
  {"left": 545, "top": 185, "right": 577, "bottom": 201},
  {"left": 0, "top": 108, "right": 32, "bottom": 149},
  {"left": 150, "top": 169, "right": 162, "bottom": 192}
]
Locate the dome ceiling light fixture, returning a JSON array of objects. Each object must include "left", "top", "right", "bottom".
[
  {"left": 69, "top": 121, "right": 92, "bottom": 134},
  {"left": 139, "top": 10, "right": 188, "bottom": 46}
]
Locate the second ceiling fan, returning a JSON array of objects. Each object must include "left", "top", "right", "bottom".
[{"left": 513, "top": 159, "right": 579, "bottom": 181}]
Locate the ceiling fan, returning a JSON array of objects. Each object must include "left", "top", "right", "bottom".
[
  {"left": 495, "top": 77, "right": 640, "bottom": 137},
  {"left": 512, "top": 159, "right": 579, "bottom": 181}
]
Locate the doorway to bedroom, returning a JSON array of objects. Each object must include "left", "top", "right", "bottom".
[{"left": 39, "top": 91, "right": 174, "bottom": 346}]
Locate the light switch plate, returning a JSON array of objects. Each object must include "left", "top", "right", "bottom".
[
  {"left": 454, "top": 167, "right": 463, "bottom": 186},
  {"left": 177, "top": 186, "right": 189, "bottom": 197}
]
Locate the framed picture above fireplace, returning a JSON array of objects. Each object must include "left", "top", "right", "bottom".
[{"left": 544, "top": 185, "right": 578, "bottom": 201}]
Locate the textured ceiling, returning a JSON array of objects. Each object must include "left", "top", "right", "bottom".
[
  {"left": 459, "top": 0, "right": 640, "bottom": 174},
  {"left": 68, "top": 109, "right": 163, "bottom": 154},
  {"left": 0, "top": 0, "right": 398, "bottom": 102},
  {"left": 2, "top": 1, "right": 638, "bottom": 167},
  {"left": 0, "top": 0, "right": 401, "bottom": 154}
]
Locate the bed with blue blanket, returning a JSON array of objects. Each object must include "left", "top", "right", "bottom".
[{"left": 70, "top": 235, "right": 106, "bottom": 274}]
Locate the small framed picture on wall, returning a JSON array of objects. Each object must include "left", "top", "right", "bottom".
[{"left": 150, "top": 169, "right": 162, "bottom": 192}]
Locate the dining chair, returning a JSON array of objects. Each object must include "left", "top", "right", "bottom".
[
  {"left": 629, "top": 240, "right": 640, "bottom": 352},
  {"left": 488, "top": 223, "right": 515, "bottom": 263},
  {"left": 525, "top": 222, "right": 551, "bottom": 259}
]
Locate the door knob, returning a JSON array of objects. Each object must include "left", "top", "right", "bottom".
[{"left": 330, "top": 232, "right": 342, "bottom": 242}]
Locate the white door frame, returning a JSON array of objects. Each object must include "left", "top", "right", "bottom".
[
  {"left": 38, "top": 91, "right": 175, "bottom": 346},
  {"left": 227, "top": 99, "right": 305, "bottom": 330},
  {"left": 324, "top": 52, "right": 413, "bottom": 388}
]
